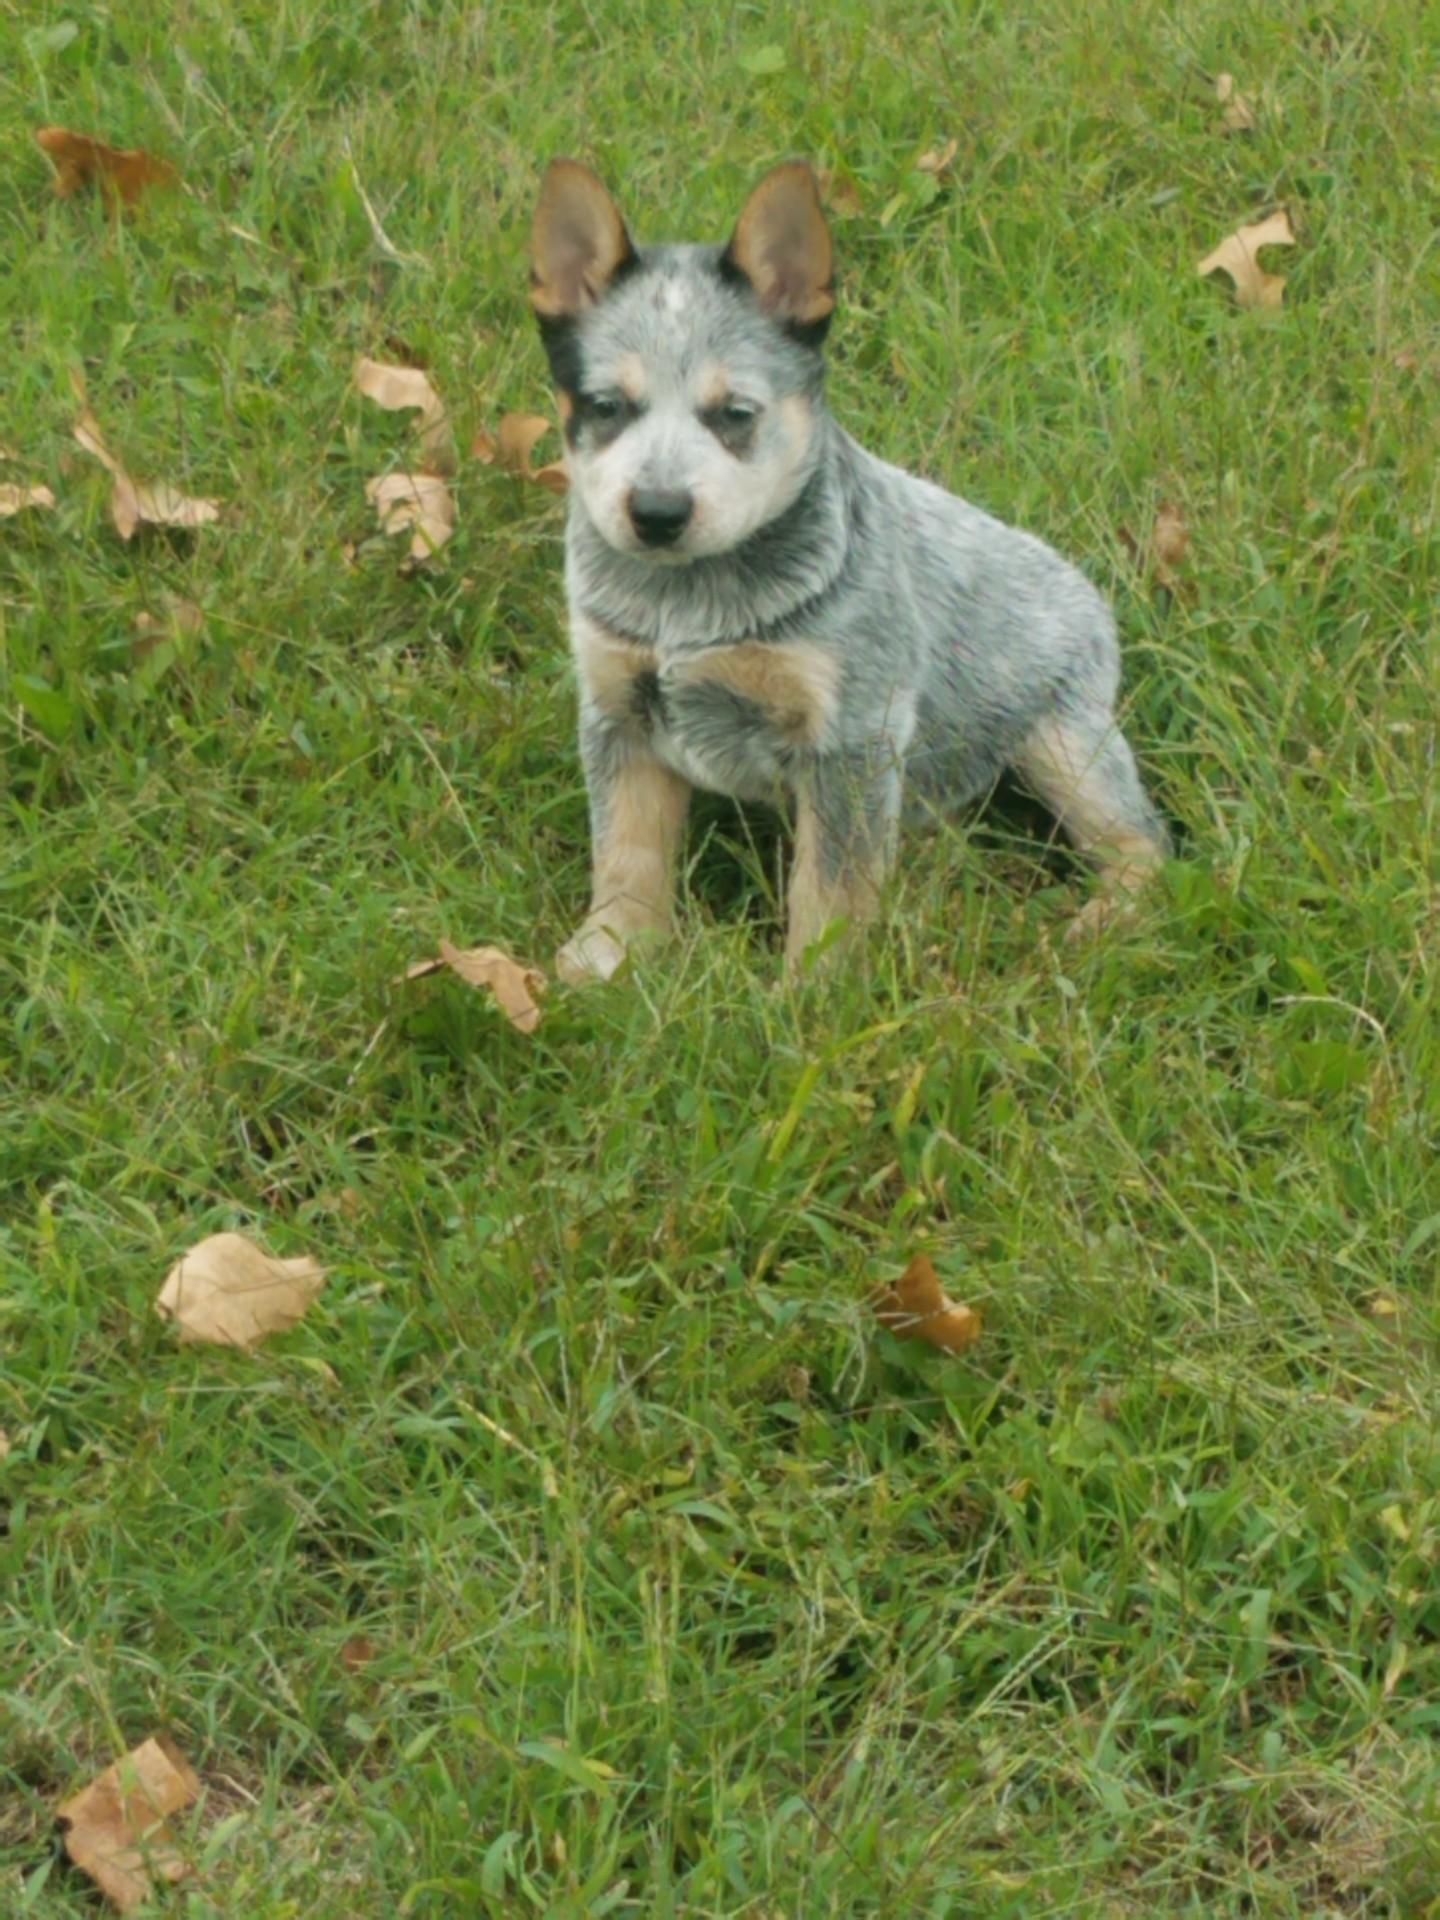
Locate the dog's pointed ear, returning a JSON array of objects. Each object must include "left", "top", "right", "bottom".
[
  {"left": 719, "top": 161, "right": 835, "bottom": 340},
  {"left": 529, "top": 160, "right": 637, "bottom": 318}
]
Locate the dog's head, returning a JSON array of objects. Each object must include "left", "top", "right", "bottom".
[{"left": 528, "top": 161, "right": 833, "bottom": 562}]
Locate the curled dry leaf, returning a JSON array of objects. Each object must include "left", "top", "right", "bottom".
[
  {"left": 0, "top": 1428, "right": 10, "bottom": 1460},
  {"left": 872, "top": 1253, "right": 982, "bottom": 1354},
  {"left": 1215, "top": 73, "right": 1256, "bottom": 133},
  {"left": 406, "top": 937, "right": 547, "bottom": 1034},
  {"left": 70, "top": 387, "right": 220, "bottom": 541},
  {"left": 340, "top": 1634, "right": 378, "bottom": 1672},
  {"left": 915, "top": 137, "right": 959, "bottom": 177},
  {"left": 1196, "top": 209, "right": 1294, "bottom": 311},
  {"left": 156, "top": 1231, "right": 325, "bottom": 1349},
  {"left": 57, "top": 1733, "right": 201, "bottom": 1913},
  {"left": 0, "top": 482, "right": 55, "bottom": 518},
  {"left": 36, "top": 126, "right": 175, "bottom": 208},
  {"left": 365, "top": 470, "right": 456, "bottom": 560},
  {"left": 472, "top": 412, "right": 568, "bottom": 493},
  {"left": 354, "top": 356, "right": 455, "bottom": 476},
  {"left": 815, "top": 166, "right": 864, "bottom": 218}
]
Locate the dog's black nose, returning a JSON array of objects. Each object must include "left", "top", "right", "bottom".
[{"left": 629, "top": 488, "right": 693, "bottom": 547}]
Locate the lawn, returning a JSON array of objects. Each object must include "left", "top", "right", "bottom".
[{"left": 3, "top": 1, "right": 1439, "bottom": 1913}]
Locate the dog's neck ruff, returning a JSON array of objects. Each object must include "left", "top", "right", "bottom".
[{"left": 567, "top": 422, "right": 854, "bottom": 651}]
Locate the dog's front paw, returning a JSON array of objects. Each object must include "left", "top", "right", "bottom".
[{"left": 556, "top": 922, "right": 629, "bottom": 985}]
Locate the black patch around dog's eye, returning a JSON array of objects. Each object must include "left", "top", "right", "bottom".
[
  {"left": 700, "top": 401, "right": 759, "bottom": 457},
  {"left": 574, "top": 388, "right": 641, "bottom": 449}
]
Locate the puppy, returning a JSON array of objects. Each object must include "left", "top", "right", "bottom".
[{"left": 528, "top": 160, "right": 1168, "bottom": 980}]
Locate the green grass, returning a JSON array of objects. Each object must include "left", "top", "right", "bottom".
[{"left": 3, "top": 0, "right": 1440, "bottom": 1912}]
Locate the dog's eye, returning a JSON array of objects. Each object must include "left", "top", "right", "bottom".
[
  {"left": 717, "top": 401, "right": 757, "bottom": 429},
  {"left": 583, "top": 392, "right": 621, "bottom": 420},
  {"left": 703, "top": 398, "right": 760, "bottom": 448}
]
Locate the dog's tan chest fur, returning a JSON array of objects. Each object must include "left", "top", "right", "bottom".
[{"left": 573, "top": 615, "right": 838, "bottom": 754}]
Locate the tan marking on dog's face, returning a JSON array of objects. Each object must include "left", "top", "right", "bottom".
[
  {"left": 589, "top": 752, "right": 691, "bottom": 935},
  {"left": 571, "top": 614, "right": 657, "bottom": 724},
  {"left": 556, "top": 390, "right": 574, "bottom": 426},
  {"left": 614, "top": 353, "right": 648, "bottom": 404},
  {"left": 670, "top": 640, "right": 838, "bottom": 745},
  {"left": 696, "top": 362, "right": 733, "bottom": 411},
  {"left": 785, "top": 789, "right": 882, "bottom": 970}
]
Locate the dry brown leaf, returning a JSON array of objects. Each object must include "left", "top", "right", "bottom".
[
  {"left": 872, "top": 1253, "right": 982, "bottom": 1354},
  {"left": 0, "top": 482, "right": 55, "bottom": 517},
  {"left": 1215, "top": 74, "right": 1256, "bottom": 133},
  {"left": 365, "top": 469, "right": 456, "bottom": 560},
  {"left": 473, "top": 413, "right": 568, "bottom": 493},
  {"left": 36, "top": 126, "right": 175, "bottom": 209},
  {"left": 407, "top": 938, "right": 547, "bottom": 1033},
  {"left": 1148, "top": 499, "right": 1191, "bottom": 592},
  {"left": 134, "top": 600, "right": 205, "bottom": 638},
  {"left": 354, "top": 356, "right": 455, "bottom": 476},
  {"left": 0, "top": 1429, "right": 10, "bottom": 1460},
  {"left": 815, "top": 167, "right": 864, "bottom": 218},
  {"left": 156, "top": 1231, "right": 325, "bottom": 1349},
  {"left": 916, "top": 137, "right": 959, "bottom": 177},
  {"left": 57, "top": 1733, "right": 200, "bottom": 1912},
  {"left": 71, "top": 394, "right": 220, "bottom": 540},
  {"left": 1196, "top": 209, "right": 1295, "bottom": 310},
  {"left": 339, "top": 1635, "right": 377, "bottom": 1672}
]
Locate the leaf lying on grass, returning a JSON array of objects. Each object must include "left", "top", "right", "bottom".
[
  {"left": 365, "top": 470, "right": 456, "bottom": 559},
  {"left": 36, "top": 126, "right": 175, "bottom": 208},
  {"left": 815, "top": 167, "right": 864, "bottom": 217},
  {"left": 57, "top": 1733, "right": 200, "bottom": 1913},
  {"left": 1197, "top": 209, "right": 1295, "bottom": 310},
  {"left": 472, "top": 413, "right": 567, "bottom": 492},
  {"left": 70, "top": 379, "right": 220, "bottom": 540},
  {"left": 871, "top": 1254, "right": 982, "bottom": 1353},
  {"left": 405, "top": 938, "right": 547, "bottom": 1034},
  {"left": 354, "top": 356, "right": 456, "bottom": 475},
  {"left": 0, "top": 482, "right": 55, "bottom": 517},
  {"left": 156, "top": 1231, "right": 325, "bottom": 1349},
  {"left": 1215, "top": 73, "right": 1256, "bottom": 133},
  {"left": 915, "top": 137, "right": 959, "bottom": 176}
]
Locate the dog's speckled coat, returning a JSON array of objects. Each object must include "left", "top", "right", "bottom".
[{"left": 529, "top": 160, "right": 1168, "bottom": 978}]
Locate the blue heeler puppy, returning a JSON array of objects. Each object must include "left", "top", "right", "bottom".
[{"left": 529, "top": 160, "right": 1169, "bottom": 980}]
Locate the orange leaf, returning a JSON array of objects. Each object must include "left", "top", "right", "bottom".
[
  {"left": 872, "top": 1254, "right": 981, "bottom": 1354},
  {"left": 36, "top": 126, "right": 175, "bottom": 209}
]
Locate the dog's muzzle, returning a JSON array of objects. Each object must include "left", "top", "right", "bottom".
[{"left": 629, "top": 488, "right": 693, "bottom": 548}]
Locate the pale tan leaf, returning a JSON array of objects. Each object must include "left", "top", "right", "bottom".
[
  {"left": 473, "top": 413, "right": 569, "bottom": 491},
  {"left": 156, "top": 1231, "right": 325, "bottom": 1349},
  {"left": 872, "top": 1253, "right": 982, "bottom": 1354},
  {"left": 0, "top": 1429, "right": 10, "bottom": 1460},
  {"left": 1196, "top": 209, "right": 1295, "bottom": 310},
  {"left": 417, "top": 937, "right": 548, "bottom": 1033},
  {"left": 354, "top": 357, "right": 455, "bottom": 475},
  {"left": 134, "top": 600, "right": 205, "bottom": 638},
  {"left": 498, "top": 413, "right": 556, "bottom": 471},
  {"left": 0, "top": 483, "right": 55, "bottom": 517},
  {"left": 915, "top": 137, "right": 959, "bottom": 176},
  {"left": 365, "top": 469, "right": 456, "bottom": 560},
  {"left": 71, "top": 402, "right": 220, "bottom": 540},
  {"left": 1215, "top": 73, "right": 1256, "bottom": 133},
  {"left": 57, "top": 1733, "right": 200, "bottom": 1913}
]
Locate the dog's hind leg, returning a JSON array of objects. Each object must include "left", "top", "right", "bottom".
[{"left": 1011, "top": 710, "right": 1168, "bottom": 940}]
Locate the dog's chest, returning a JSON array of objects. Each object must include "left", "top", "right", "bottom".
[{"left": 573, "top": 618, "right": 839, "bottom": 800}]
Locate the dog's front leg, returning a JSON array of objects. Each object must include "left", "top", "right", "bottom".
[
  {"left": 557, "top": 719, "right": 691, "bottom": 985},
  {"left": 786, "top": 748, "right": 902, "bottom": 972}
]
